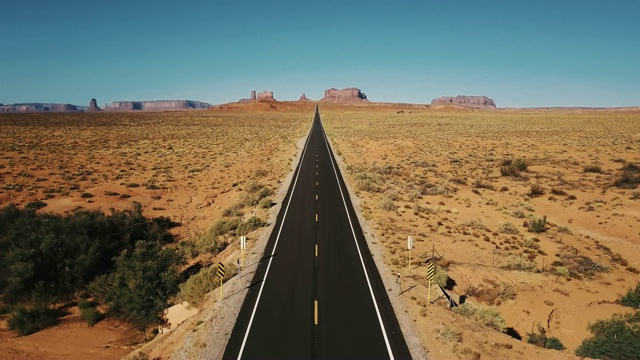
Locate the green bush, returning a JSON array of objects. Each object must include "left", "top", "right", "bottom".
[
  {"left": 575, "top": 312, "right": 640, "bottom": 359},
  {"left": 178, "top": 261, "right": 238, "bottom": 306},
  {"left": 89, "top": 241, "right": 184, "bottom": 335},
  {"left": 621, "top": 282, "right": 640, "bottom": 309},
  {"left": 452, "top": 303, "right": 506, "bottom": 332},
  {"left": 8, "top": 305, "right": 60, "bottom": 336},
  {"left": 0, "top": 202, "right": 176, "bottom": 305},
  {"left": 545, "top": 337, "right": 565, "bottom": 350},
  {"left": 503, "top": 255, "right": 537, "bottom": 272},
  {"left": 527, "top": 324, "right": 565, "bottom": 350},
  {"left": 527, "top": 216, "right": 547, "bottom": 233},
  {"left": 237, "top": 217, "right": 267, "bottom": 236},
  {"left": 528, "top": 184, "right": 545, "bottom": 197},
  {"left": 80, "top": 306, "right": 102, "bottom": 326},
  {"left": 259, "top": 197, "right": 273, "bottom": 209},
  {"left": 497, "top": 222, "right": 519, "bottom": 234},
  {"left": 433, "top": 266, "right": 450, "bottom": 288}
]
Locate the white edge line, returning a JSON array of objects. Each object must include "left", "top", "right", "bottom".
[
  {"left": 237, "top": 116, "right": 314, "bottom": 359},
  {"left": 320, "top": 120, "right": 395, "bottom": 360}
]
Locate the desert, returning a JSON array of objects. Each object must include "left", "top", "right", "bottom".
[{"left": 1, "top": 101, "right": 639, "bottom": 360}]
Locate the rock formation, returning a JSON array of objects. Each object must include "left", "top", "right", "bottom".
[
  {"left": 298, "top": 93, "right": 311, "bottom": 102},
  {"left": 108, "top": 100, "right": 210, "bottom": 111},
  {"left": 0, "top": 103, "right": 79, "bottom": 112},
  {"left": 86, "top": 98, "right": 102, "bottom": 112},
  {"left": 321, "top": 88, "right": 368, "bottom": 102},
  {"left": 256, "top": 91, "right": 275, "bottom": 101},
  {"left": 431, "top": 95, "right": 496, "bottom": 108}
]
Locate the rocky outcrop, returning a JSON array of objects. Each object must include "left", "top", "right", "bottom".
[
  {"left": 431, "top": 95, "right": 496, "bottom": 108},
  {"left": 0, "top": 103, "right": 79, "bottom": 112},
  {"left": 298, "top": 93, "right": 311, "bottom": 102},
  {"left": 108, "top": 100, "right": 210, "bottom": 111},
  {"left": 321, "top": 88, "right": 368, "bottom": 102},
  {"left": 86, "top": 98, "right": 102, "bottom": 112},
  {"left": 256, "top": 91, "right": 275, "bottom": 101}
]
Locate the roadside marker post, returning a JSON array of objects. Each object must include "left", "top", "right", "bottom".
[
  {"left": 407, "top": 236, "right": 413, "bottom": 272},
  {"left": 217, "top": 262, "right": 226, "bottom": 300},
  {"left": 426, "top": 261, "right": 435, "bottom": 303},
  {"left": 240, "top": 236, "right": 247, "bottom": 270},
  {"left": 426, "top": 262, "right": 435, "bottom": 302}
]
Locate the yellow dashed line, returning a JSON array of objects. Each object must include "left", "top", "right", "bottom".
[
  {"left": 315, "top": 244, "right": 318, "bottom": 257},
  {"left": 316, "top": 214, "right": 318, "bottom": 222},
  {"left": 314, "top": 300, "right": 318, "bottom": 325}
]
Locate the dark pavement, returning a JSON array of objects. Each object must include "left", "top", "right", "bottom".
[{"left": 223, "top": 107, "right": 411, "bottom": 359}]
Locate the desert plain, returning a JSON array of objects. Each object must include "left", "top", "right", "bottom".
[{"left": 1, "top": 102, "right": 639, "bottom": 359}]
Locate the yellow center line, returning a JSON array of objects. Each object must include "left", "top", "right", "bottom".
[
  {"left": 316, "top": 194, "right": 318, "bottom": 200},
  {"left": 315, "top": 244, "right": 318, "bottom": 257},
  {"left": 314, "top": 300, "right": 319, "bottom": 325},
  {"left": 316, "top": 214, "right": 318, "bottom": 222}
]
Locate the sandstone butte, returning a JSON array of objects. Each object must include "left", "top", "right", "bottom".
[
  {"left": 85, "top": 98, "right": 102, "bottom": 112},
  {"left": 298, "top": 93, "right": 311, "bottom": 102},
  {"left": 431, "top": 95, "right": 496, "bottom": 108},
  {"left": 321, "top": 87, "right": 368, "bottom": 102},
  {"left": 0, "top": 103, "right": 80, "bottom": 112},
  {"left": 108, "top": 100, "right": 210, "bottom": 111}
]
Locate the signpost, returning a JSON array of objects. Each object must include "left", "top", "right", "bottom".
[
  {"left": 240, "top": 236, "right": 247, "bottom": 270},
  {"left": 407, "top": 236, "right": 413, "bottom": 271},
  {"left": 217, "top": 262, "right": 225, "bottom": 300},
  {"left": 426, "top": 261, "right": 435, "bottom": 303}
]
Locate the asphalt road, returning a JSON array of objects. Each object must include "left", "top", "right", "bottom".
[{"left": 224, "top": 107, "right": 411, "bottom": 359}]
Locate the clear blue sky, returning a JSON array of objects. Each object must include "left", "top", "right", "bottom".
[{"left": 1, "top": 0, "right": 638, "bottom": 107}]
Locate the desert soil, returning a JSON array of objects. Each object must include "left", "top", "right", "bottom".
[
  {"left": 1, "top": 103, "right": 639, "bottom": 360},
  {"left": 0, "top": 106, "right": 311, "bottom": 359}
]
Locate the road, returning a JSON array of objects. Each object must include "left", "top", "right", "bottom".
[{"left": 223, "top": 107, "right": 411, "bottom": 359}]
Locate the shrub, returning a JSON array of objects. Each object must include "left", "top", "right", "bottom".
[
  {"left": 178, "top": 261, "right": 238, "bottom": 306},
  {"left": 81, "top": 192, "right": 94, "bottom": 198},
  {"left": 223, "top": 203, "right": 244, "bottom": 217},
  {"left": 527, "top": 325, "right": 565, "bottom": 350},
  {"left": 583, "top": 165, "right": 603, "bottom": 173},
  {"left": 8, "top": 305, "right": 60, "bottom": 336},
  {"left": 80, "top": 306, "right": 102, "bottom": 326},
  {"left": 474, "top": 179, "right": 495, "bottom": 190},
  {"left": 237, "top": 217, "right": 267, "bottom": 235},
  {"left": 528, "top": 184, "right": 545, "bottom": 197},
  {"left": 259, "top": 197, "right": 273, "bottom": 209},
  {"left": 25, "top": 201, "right": 47, "bottom": 211},
  {"left": 621, "top": 282, "right": 640, "bottom": 309},
  {"left": 245, "top": 180, "right": 265, "bottom": 193},
  {"left": 452, "top": 303, "right": 506, "bottom": 332},
  {"left": 497, "top": 222, "right": 519, "bottom": 234},
  {"left": 433, "top": 266, "right": 450, "bottom": 288},
  {"left": 503, "top": 255, "right": 537, "bottom": 272},
  {"left": 575, "top": 312, "right": 640, "bottom": 359},
  {"left": 555, "top": 266, "right": 570, "bottom": 279},
  {"left": 379, "top": 196, "right": 396, "bottom": 211},
  {"left": 527, "top": 216, "right": 547, "bottom": 233},
  {"left": 513, "top": 158, "right": 528, "bottom": 171},
  {"left": 612, "top": 172, "right": 640, "bottom": 189}
]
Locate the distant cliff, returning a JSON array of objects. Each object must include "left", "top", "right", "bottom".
[
  {"left": 321, "top": 88, "right": 368, "bottom": 102},
  {"left": 0, "top": 103, "right": 79, "bottom": 112},
  {"left": 431, "top": 95, "right": 496, "bottom": 108},
  {"left": 108, "top": 100, "right": 210, "bottom": 111}
]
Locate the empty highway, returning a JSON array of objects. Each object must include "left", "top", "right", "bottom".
[{"left": 224, "top": 107, "right": 411, "bottom": 359}]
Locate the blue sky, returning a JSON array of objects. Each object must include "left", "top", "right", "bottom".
[{"left": 1, "top": 0, "right": 638, "bottom": 107}]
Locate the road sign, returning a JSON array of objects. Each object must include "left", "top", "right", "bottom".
[
  {"left": 217, "top": 262, "right": 226, "bottom": 278},
  {"left": 426, "top": 262, "right": 435, "bottom": 280},
  {"left": 240, "top": 236, "right": 246, "bottom": 250},
  {"left": 407, "top": 236, "right": 413, "bottom": 250}
]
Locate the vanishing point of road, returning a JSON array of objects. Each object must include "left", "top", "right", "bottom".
[{"left": 224, "top": 107, "right": 412, "bottom": 359}]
